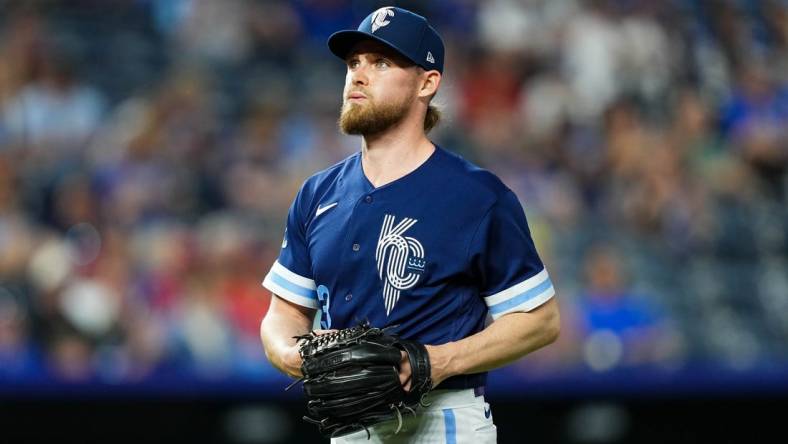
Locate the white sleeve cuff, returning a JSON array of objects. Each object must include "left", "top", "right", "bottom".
[
  {"left": 484, "top": 268, "right": 555, "bottom": 320},
  {"left": 262, "top": 261, "right": 319, "bottom": 309}
]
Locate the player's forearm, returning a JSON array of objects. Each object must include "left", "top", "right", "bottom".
[
  {"left": 427, "top": 297, "right": 560, "bottom": 386},
  {"left": 260, "top": 296, "right": 314, "bottom": 378}
]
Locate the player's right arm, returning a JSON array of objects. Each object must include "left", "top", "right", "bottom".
[
  {"left": 259, "top": 181, "right": 321, "bottom": 378},
  {"left": 260, "top": 294, "right": 316, "bottom": 378}
]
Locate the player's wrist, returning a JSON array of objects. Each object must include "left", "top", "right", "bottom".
[
  {"left": 283, "top": 345, "right": 304, "bottom": 378},
  {"left": 425, "top": 343, "right": 457, "bottom": 387}
]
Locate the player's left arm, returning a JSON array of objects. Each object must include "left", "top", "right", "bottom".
[
  {"left": 426, "top": 297, "right": 559, "bottom": 386},
  {"left": 401, "top": 189, "right": 560, "bottom": 388}
]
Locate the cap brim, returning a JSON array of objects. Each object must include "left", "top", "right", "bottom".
[{"left": 327, "top": 30, "right": 415, "bottom": 65}]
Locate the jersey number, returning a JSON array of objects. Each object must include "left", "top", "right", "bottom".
[{"left": 316, "top": 285, "right": 331, "bottom": 329}]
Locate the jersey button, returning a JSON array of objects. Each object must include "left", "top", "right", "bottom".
[
  {"left": 345, "top": 293, "right": 352, "bottom": 301},
  {"left": 352, "top": 243, "right": 360, "bottom": 251},
  {"left": 364, "top": 195, "right": 373, "bottom": 203}
]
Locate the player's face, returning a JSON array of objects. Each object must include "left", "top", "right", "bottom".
[{"left": 339, "top": 40, "right": 421, "bottom": 135}]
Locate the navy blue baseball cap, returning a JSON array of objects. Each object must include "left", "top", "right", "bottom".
[{"left": 327, "top": 6, "right": 445, "bottom": 74}]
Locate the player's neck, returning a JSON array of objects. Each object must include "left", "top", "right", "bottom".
[{"left": 360, "top": 127, "right": 434, "bottom": 188}]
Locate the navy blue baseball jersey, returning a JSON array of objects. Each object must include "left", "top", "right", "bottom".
[{"left": 263, "top": 145, "right": 554, "bottom": 345}]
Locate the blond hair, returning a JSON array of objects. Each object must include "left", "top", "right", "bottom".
[{"left": 424, "top": 104, "right": 441, "bottom": 133}]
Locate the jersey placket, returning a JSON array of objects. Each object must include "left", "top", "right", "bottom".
[{"left": 330, "top": 189, "right": 382, "bottom": 322}]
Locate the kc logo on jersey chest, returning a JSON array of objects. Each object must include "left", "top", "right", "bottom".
[
  {"left": 375, "top": 214, "right": 427, "bottom": 316},
  {"left": 375, "top": 214, "right": 426, "bottom": 315}
]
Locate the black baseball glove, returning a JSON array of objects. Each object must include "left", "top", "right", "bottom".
[{"left": 287, "top": 322, "right": 433, "bottom": 438}]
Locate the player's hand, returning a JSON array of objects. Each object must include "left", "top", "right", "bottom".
[
  {"left": 287, "top": 330, "right": 337, "bottom": 377},
  {"left": 399, "top": 350, "right": 413, "bottom": 392}
]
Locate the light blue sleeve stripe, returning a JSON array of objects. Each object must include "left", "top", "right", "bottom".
[
  {"left": 488, "top": 278, "right": 554, "bottom": 315},
  {"left": 269, "top": 272, "right": 317, "bottom": 300},
  {"left": 442, "top": 408, "right": 456, "bottom": 444}
]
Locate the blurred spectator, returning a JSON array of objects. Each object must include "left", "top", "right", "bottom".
[
  {"left": 561, "top": 1, "right": 623, "bottom": 123},
  {"left": 721, "top": 62, "right": 788, "bottom": 198},
  {"left": 0, "top": 296, "right": 42, "bottom": 377},
  {"left": 2, "top": 33, "right": 105, "bottom": 153},
  {"left": 171, "top": 0, "right": 254, "bottom": 66},
  {"left": 575, "top": 244, "right": 682, "bottom": 371}
]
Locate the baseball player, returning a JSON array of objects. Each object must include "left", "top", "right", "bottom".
[{"left": 260, "top": 6, "right": 560, "bottom": 443}]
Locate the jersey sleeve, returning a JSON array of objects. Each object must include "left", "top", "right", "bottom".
[
  {"left": 469, "top": 190, "right": 555, "bottom": 320},
  {"left": 262, "top": 187, "right": 319, "bottom": 309}
]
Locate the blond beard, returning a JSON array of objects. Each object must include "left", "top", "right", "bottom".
[{"left": 338, "top": 94, "right": 414, "bottom": 136}]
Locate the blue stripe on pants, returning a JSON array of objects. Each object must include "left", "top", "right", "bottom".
[{"left": 442, "top": 408, "right": 456, "bottom": 444}]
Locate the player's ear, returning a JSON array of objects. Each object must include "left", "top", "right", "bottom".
[{"left": 417, "top": 69, "right": 441, "bottom": 99}]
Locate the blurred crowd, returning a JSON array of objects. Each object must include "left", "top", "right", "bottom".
[{"left": 0, "top": 0, "right": 786, "bottom": 387}]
